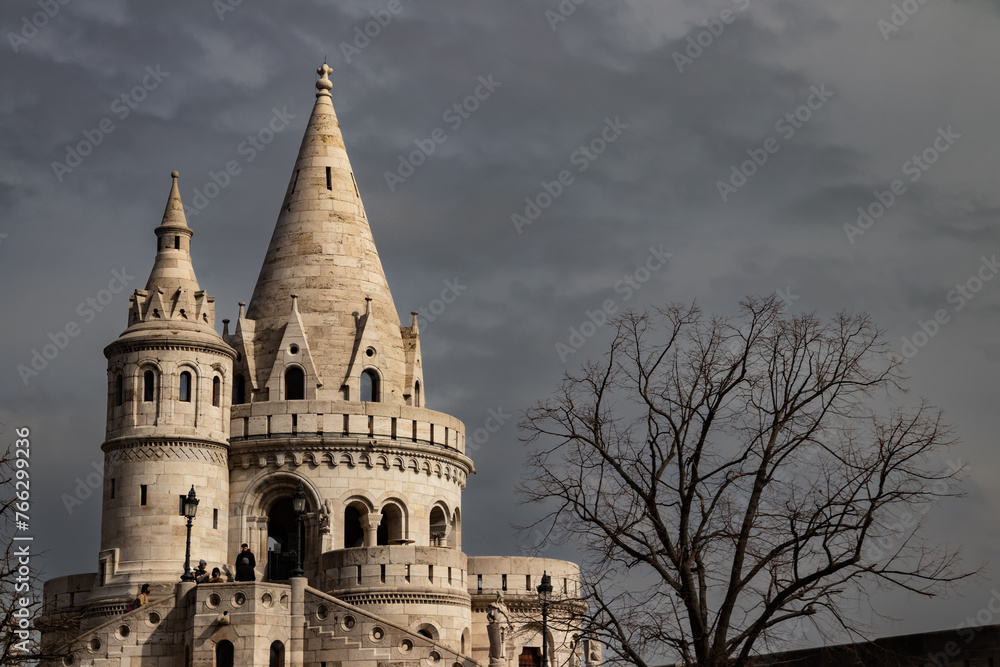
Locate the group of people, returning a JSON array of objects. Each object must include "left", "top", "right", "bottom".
[{"left": 130, "top": 543, "right": 258, "bottom": 609}]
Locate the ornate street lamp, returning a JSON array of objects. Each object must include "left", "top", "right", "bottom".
[
  {"left": 180, "top": 486, "right": 199, "bottom": 582},
  {"left": 291, "top": 482, "right": 306, "bottom": 578},
  {"left": 537, "top": 571, "right": 553, "bottom": 667}
]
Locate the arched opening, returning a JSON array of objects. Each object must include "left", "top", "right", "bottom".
[
  {"left": 344, "top": 504, "right": 365, "bottom": 548},
  {"left": 451, "top": 508, "right": 462, "bottom": 550},
  {"left": 461, "top": 628, "right": 471, "bottom": 655},
  {"left": 267, "top": 497, "right": 306, "bottom": 581},
  {"left": 215, "top": 640, "right": 234, "bottom": 667},
  {"left": 285, "top": 366, "right": 304, "bottom": 401},
  {"left": 269, "top": 641, "right": 285, "bottom": 667},
  {"left": 234, "top": 373, "right": 246, "bottom": 405},
  {"left": 378, "top": 503, "right": 404, "bottom": 545},
  {"left": 179, "top": 371, "right": 192, "bottom": 402},
  {"left": 415, "top": 624, "right": 438, "bottom": 641},
  {"left": 519, "top": 647, "right": 541, "bottom": 667},
  {"left": 414, "top": 381, "right": 421, "bottom": 407},
  {"left": 360, "top": 369, "right": 380, "bottom": 402},
  {"left": 429, "top": 506, "right": 447, "bottom": 547},
  {"left": 143, "top": 370, "right": 155, "bottom": 402},
  {"left": 114, "top": 374, "right": 123, "bottom": 407},
  {"left": 212, "top": 376, "right": 221, "bottom": 406}
]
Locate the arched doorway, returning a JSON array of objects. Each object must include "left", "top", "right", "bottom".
[{"left": 267, "top": 497, "right": 306, "bottom": 580}]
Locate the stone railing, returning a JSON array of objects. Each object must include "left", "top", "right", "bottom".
[{"left": 230, "top": 400, "right": 466, "bottom": 455}]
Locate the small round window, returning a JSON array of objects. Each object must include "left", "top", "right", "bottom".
[
  {"left": 289, "top": 344, "right": 299, "bottom": 354},
  {"left": 365, "top": 347, "right": 376, "bottom": 357}
]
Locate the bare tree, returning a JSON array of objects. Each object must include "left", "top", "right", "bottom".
[
  {"left": 519, "top": 297, "right": 974, "bottom": 667},
  {"left": 0, "top": 432, "right": 75, "bottom": 665}
]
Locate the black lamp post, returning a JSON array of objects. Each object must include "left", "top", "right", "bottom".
[
  {"left": 537, "top": 571, "right": 553, "bottom": 667},
  {"left": 291, "top": 482, "right": 306, "bottom": 578},
  {"left": 180, "top": 486, "right": 199, "bottom": 582}
]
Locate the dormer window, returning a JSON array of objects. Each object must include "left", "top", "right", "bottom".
[
  {"left": 361, "top": 369, "right": 380, "bottom": 403},
  {"left": 285, "top": 367, "right": 304, "bottom": 401}
]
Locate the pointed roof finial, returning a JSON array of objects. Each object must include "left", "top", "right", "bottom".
[
  {"left": 158, "top": 170, "right": 189, "bottom": 230},
  {"left": 316, "top": 62, "right": 333, "bottom": 98}
]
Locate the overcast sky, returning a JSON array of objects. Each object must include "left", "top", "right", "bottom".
[{"left": 3, "top": 0, "right": 1000, "bottom": 654}]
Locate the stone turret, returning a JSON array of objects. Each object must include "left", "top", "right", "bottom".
[
  {"left": 224, "top": 64, "right": 472, "bottom": 652},
  {"left": 89, "top": 172, "right": 236, "bottom": 621},
  {"left": 240, "top": 63, "right": 422, "bottom": 406}
]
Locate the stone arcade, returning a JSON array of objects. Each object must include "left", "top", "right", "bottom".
[{"left": 39, "top": 63, "right": 591, "bottom": 667}]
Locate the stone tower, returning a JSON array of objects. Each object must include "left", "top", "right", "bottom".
[
  {"left": 223, "top": 62, "right": 473, "bottom": 650},
  {"left": 89, "top": 172, "right": 235, "bottom": 617},
  {"left": 39, "top": 63, "right": 588, "bottom": 667}
]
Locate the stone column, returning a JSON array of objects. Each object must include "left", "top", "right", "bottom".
[{"left": 362, "top": 512, "right": 382, "bottom": 547}]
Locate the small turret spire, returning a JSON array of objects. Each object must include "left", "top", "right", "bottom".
[{"left": 144, "top": 171, "right": 200, "bottom": 294}]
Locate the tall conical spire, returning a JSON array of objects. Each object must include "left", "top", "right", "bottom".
[
  {"left": 245, "top": 64, "right": 411, "bottom": 404},
  {"left": 145, "top": 171, "right": 200, "bottom": 294}
]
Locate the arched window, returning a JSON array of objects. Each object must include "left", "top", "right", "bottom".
[
  {"left": 414, "top": 380, "right": 421, "bottom": 407},
  {"left": 114, "top": 374, "right": 123, "bottom": 406},
  {"left": 269, "top": 641, "right": 285, "bottom": 667},
  {"left": 344, "top": 505, "right": 364, "bottom": 548},
  {"left": 430, "top": 506, "right": 447, "bottom": 547},
  {"left": 234, "top": 373, "right": 246, "bottom": 405},
  {"left": 378, "top": 503, "right": 404, "bottom": 545},
  {"left": 215, "top": 640, "right": 234, "bottom": 667},
  {"left": 212, "top": 376, "right": 221, "bottom": 407},
  {"left": 361, "top": 369, "right": 380, "bottom": 403},
  {"left": 285, "top": 367, "right": 304, "bottom": 401},
  {"left": 179, "top": 371, "right": 192, "bottom": 402},
  {"left": 143, "top": 370, "right": 155, "bottom": 402}
]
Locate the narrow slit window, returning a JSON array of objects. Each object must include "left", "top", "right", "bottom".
[
  {"left": 526, "top": 574, "right": 531, "bottom": 590},
  {"left": 290, "top": 169, "right": 299, "bottom": 194},
  {"left": 326, "top": 167, "right": 332, "bottom": 190},
  {"left": 143, "top": 370, "right": 155, "bottom": 402},
  {"left": 212, "top": 376, "right": 221, "bottom": 406},
  {"left": 213, "top": 508, "right": 219, "bottom": 529},
  {"left": 380, "top": 564, "right": 386, "bottom": 583},
  {"left": 110, "top": 478, "right": 115, "bottom": 500},
  {"left": 502, "top": 574, "right": 507, "bottom": 591},
  {"left": 174, "top": 236, "right": 180, "bottom": 250},
  {"left": 357, "top": 565, "right": 362, "bottom": 584},
  {"left": 179, "top": 371, "right": 192, "bottom": 402},
  {"left": 140, "top": 484, "right": 147, "bottom": 506},
  {"left": 477, "top": 574, "right": 482, "bottom": 592},
  {"left": 114, "top": 374, "right": 123, "bottom": 406}
]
